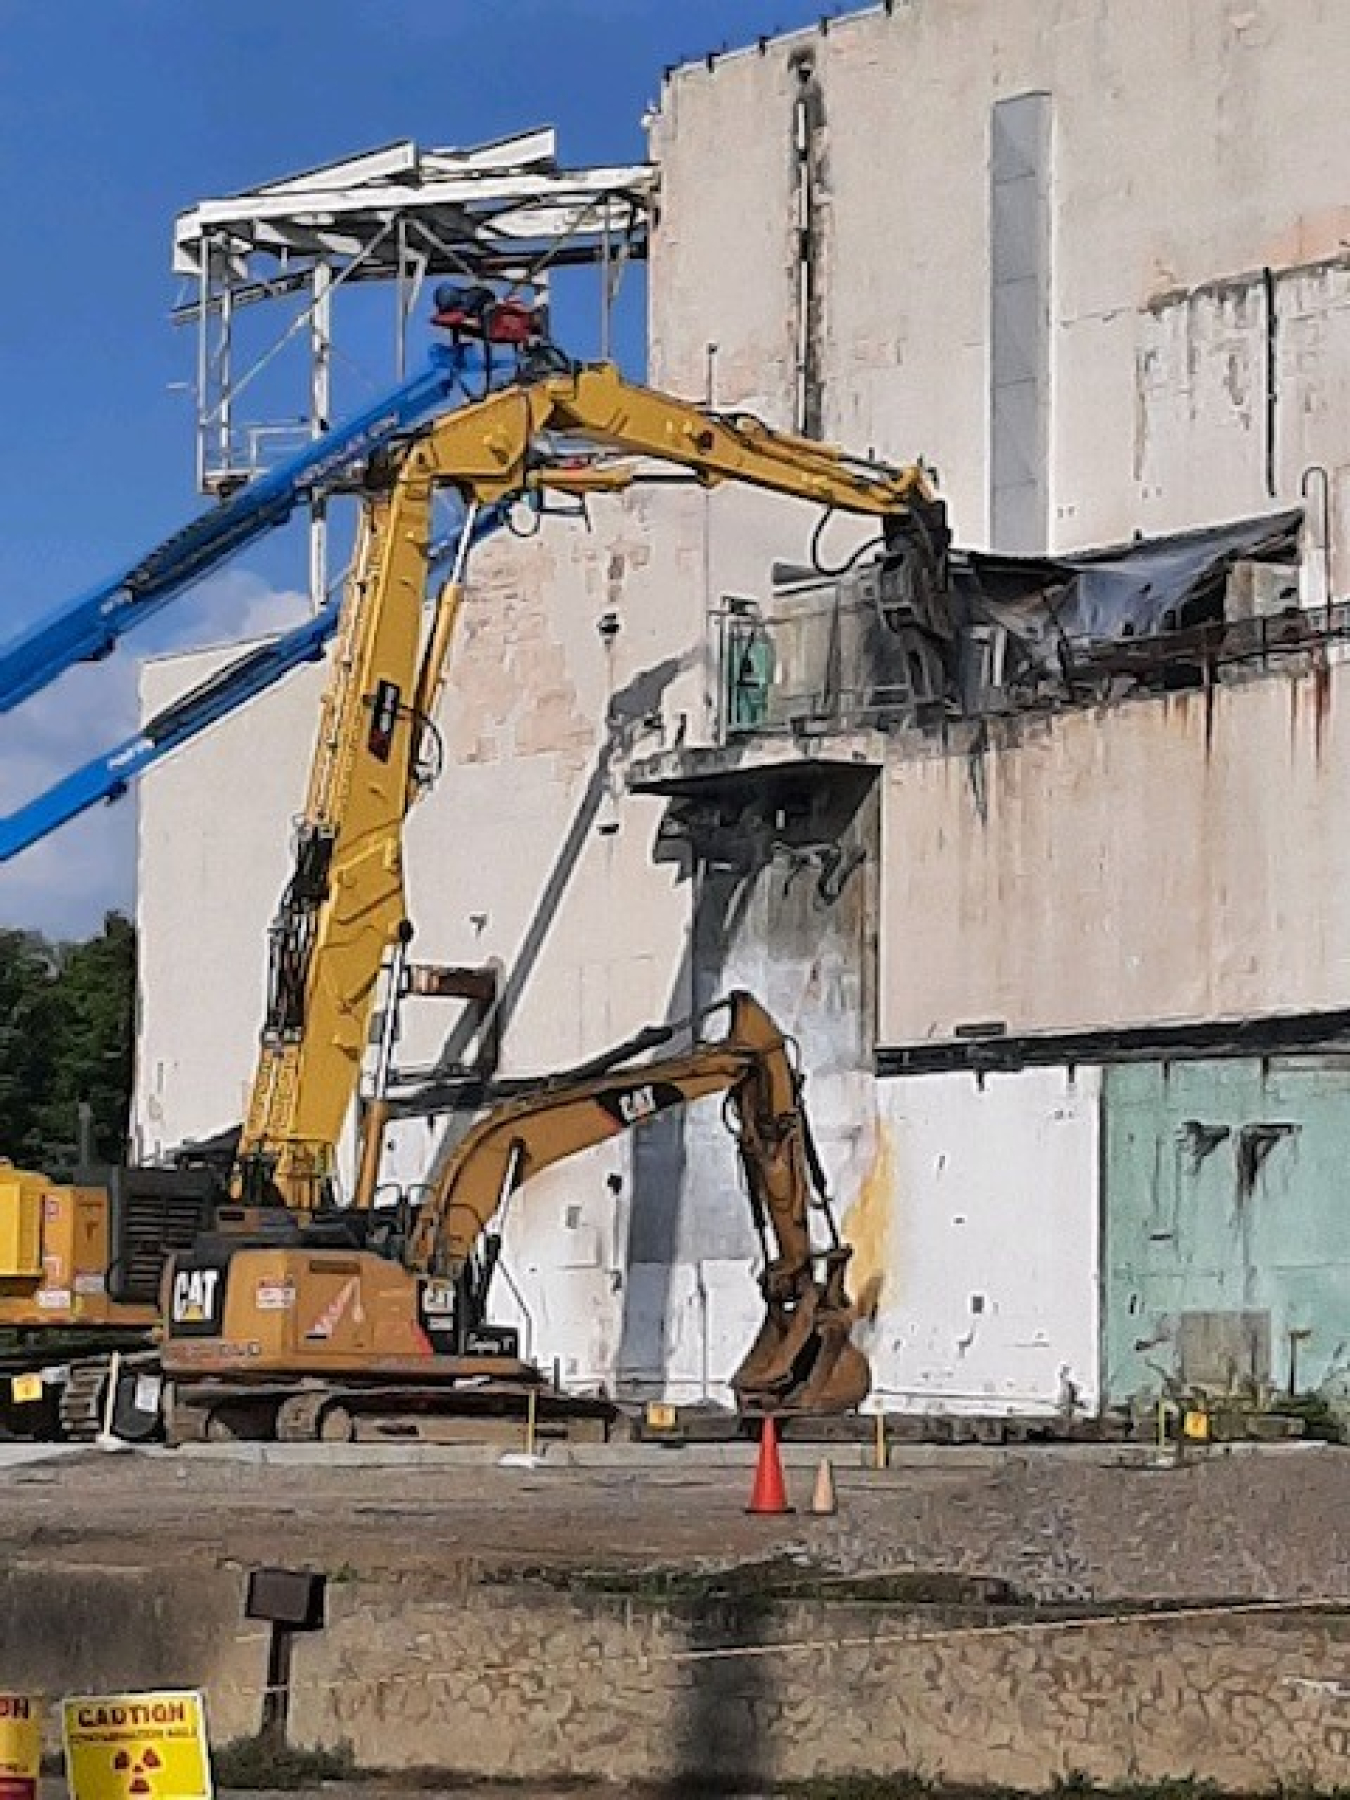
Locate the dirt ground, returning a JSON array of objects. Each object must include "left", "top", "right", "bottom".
[{"left": 4, "top": 1440, "right": 1349, "bottom": 1602}]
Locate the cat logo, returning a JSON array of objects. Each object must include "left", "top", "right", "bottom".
[
  {"left": 617, "top": 1085, "right": 657, "bottom": 1124},
  {"left": 594, "top": 1079, "right": 684, "bottom": 1134},
  {"left": 170, "top": 1269, "right": 220, "bottom": 1327}
]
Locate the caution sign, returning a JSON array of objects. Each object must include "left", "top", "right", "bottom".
[
  {"left": 0, "top": 1693, "right": 41, "bottom": 1800},
  {"left": 62, "top": 1692, "right": 212, "bottom": 1800}
]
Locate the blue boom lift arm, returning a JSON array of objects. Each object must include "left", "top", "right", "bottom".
[
  {"left": 0, "top": 499, "right": 520, "bottom": 862},
  {"left": 0, "top": 342, "right": 503, "bottom": 716}
]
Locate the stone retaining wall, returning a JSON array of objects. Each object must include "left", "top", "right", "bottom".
[{"left": 5, "top": 1561, "right": 1349, "bottom": 1789}]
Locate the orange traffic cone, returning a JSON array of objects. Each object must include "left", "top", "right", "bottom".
[
  {"left": 808, "top": 1455, "right": 837, "bottom": 1516},
  {"left": 746, "top": 1416, "right": 793, "bottom": 1514}
]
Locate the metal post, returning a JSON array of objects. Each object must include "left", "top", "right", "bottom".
[
  {"left": 309, "top": 261, "right": 334, "bottom": 614},
  {"left": 100, "top": 1351, "right": 123, "bottom": 1442},
  {"left": 353, "top": 926, "right": 414, "bottom": 1210},
  {"left": 76, "top": 1099, "right": 95, "bottom": 1167},
  {"left": 600, "top": 208, "right": 612, "bottom": 361},
  {"left": 259, "top": 1624, "right": 295, "bottom": 1750},
  {"left": 395, "top": 218, "right": 410, "bottom": 380},
  {"left": 217, "top": 274, "right": 234, "bottom": 481},
  {"left": 194, "top": 244, "right": 210, "bottom": 494}
]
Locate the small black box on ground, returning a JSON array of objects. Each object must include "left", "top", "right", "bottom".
[{"left": 245, "top": 1567, "right": 327, "bottom": 1631}]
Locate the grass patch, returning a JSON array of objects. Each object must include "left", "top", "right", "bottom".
[
  {"left": 484, "top": 1555, "right": 1026, "bottom": 1609},
  {"left": 212, "top": 1735, "right": 355, "bottom": 1790}
]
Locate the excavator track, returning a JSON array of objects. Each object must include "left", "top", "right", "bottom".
[
  {"left": 55, "top": 1351, "right": 164, "bottom": 1442},
  {"left": 56, "top": 1360, "right": 112, "bottom": 1439}
]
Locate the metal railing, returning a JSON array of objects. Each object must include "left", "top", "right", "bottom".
[{"left": 710, "top": 595, "right": 1350, "bottom": 744}]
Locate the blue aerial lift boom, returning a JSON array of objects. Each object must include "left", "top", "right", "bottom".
[
  {"left": 0, "top": 314, "right": 559, "bottom": 863},
  {"left": 0, "top": 341, "right": 498, "bottom": 717},
  {"left": 0, "top": 501, "right": 521, "bottom": 862}
]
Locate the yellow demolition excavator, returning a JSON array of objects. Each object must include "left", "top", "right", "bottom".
[
  {"left": 226, "top": 293, "right": 946, "bottom": 1229},
  {"left": 160, "top": 990, "right": 872, "bottom": 1442},
  {"left": 2, "top": 290, "right": 948, "bottom": 1438}
]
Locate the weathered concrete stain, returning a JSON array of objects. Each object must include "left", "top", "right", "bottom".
[
  {"left": 1104, "top": 1056, "right": 1350, "bottom": 1406},
  {"left": 881, "top": 657, "right": 1350, "bottom": 1050},
  {"left": 842, "top": 1119, "right": 895, "bottom": 1326}
]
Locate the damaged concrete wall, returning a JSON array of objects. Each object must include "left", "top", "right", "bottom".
[
  {"left": 607, "top": 769, "right": 883, "bottom": 1404},
  {"left": 650, "top": 0, "right": 1350, "bottom": 570},
  {"left": 880, "top": 660, "right": 1350, "bottom": 1049},
  {"left": 609, "top": 767, "right": 1099, "bottom": 1418}
]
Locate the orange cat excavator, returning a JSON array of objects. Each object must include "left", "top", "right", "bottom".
[{"left": 159, "top": 991, "right": 871, "bottom": 1443}]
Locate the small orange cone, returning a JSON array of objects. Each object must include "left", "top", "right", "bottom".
[
  {"left": 808, "top": 1455, "right": 837, "bottom": 1516},
  {"left": 746, "top": 1416, "right": 793, "bottom": 1514}
]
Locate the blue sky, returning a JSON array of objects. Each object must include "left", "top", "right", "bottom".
[{"left": 0, "top": 0, "right": 871, "bottom": 937}]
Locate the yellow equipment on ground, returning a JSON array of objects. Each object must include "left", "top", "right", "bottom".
[
  {"left": 161, "top": 991, "right": 871, "bottom": 1442},
  {"left": 0, "top": 1164, "right": 215, "bottom": 1435}
]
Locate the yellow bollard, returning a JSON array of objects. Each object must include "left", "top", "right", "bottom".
[{"left": 873, "top": 1410, "right": 888, "bottom": 1471}]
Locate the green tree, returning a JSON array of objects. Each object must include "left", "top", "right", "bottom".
[
  {"left": 0, "top": 912, "right": 136, "bottom": 1173},
  {"left": 0, "top": 927, "right": 63, "bottom": 1164}
]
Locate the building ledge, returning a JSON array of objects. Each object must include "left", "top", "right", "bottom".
[{"left": 627, "top": 728, "right": 888, "bottom": 797}]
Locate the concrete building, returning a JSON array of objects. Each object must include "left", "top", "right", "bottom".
[{"left": 136, "top": 0, "right": 1350, "bottom": 1421}]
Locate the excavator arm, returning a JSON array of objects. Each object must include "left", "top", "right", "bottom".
[
  {"left": 234, "top": 469, "right": 638, "bottom": 1208},
  {"left": 238, "top": 344, "right": 946, "bottom": 1219},
  {"left": 404, "top": 991, "right": 870, "bottom": 1415},
  {"left": 418, "top": 360, "right": 941, "bottom": 523}
]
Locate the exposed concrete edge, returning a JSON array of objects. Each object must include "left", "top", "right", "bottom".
[
  {"left": 0, "top": 1444, "right": 114, "bottom": 1474},
  {"left": 161, "top": 1438, "right": 1347, "bottom": 1471}
]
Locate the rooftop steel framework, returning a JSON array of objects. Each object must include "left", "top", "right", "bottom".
[{"left": 173, "top": 130, "right": 655, "bottom": 606}]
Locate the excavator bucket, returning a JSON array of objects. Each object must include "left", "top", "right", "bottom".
[{"left": 732, "top": 1248, "right": 872, "bottom": 1416}]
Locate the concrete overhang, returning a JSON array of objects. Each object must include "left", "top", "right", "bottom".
[{"left": 627, "top": 729, "right": 886, "bottom": 799}]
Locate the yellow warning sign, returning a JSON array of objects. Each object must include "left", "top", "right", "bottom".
[
  {"left": 9, "top": 1374, "right": 41, "bottom": 1405},
  {"left": 62, "top": 1691, "right": 212, "bottom": 1800},
  {"left": 0, "top": 1693, "right": 41, "bottom": 1800}
]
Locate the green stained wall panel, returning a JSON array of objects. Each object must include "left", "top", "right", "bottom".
[{"left": 1103, "top": 1058, "right": 1350, "bottom": 1405}]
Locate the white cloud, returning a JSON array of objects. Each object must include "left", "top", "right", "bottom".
[
  {"left": 154, "top": 566, "right": 310, "bottom": 655},
  {"left": 0, "top": 567, "right": 310, "bottom": 938}
]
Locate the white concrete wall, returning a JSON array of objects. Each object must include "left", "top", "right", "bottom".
[
  {"left": 880, "top": 661, "right": 1350, "bottom": 1047},
  {"left": 864, "top": 1067, "right": 1100, "bottom": 1415},
  {"left": 135, "top": 642, "right": 322, "bottom": 1160},
  {"left": 650, "top": 0, "right": 1350, "bottom": 570}
]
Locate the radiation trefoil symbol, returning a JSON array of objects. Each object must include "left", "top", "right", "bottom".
[{"left": 112, "top": 1746, "right": 162, "bottom": 1796}]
